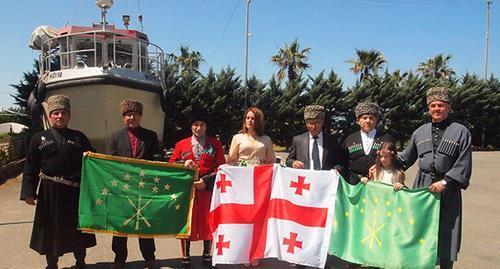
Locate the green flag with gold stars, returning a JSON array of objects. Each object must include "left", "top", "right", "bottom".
[
  {"left": 78, "top": 152, "right": 196, "bottom": 238},
  {"left": 329, "top": 178, "right": 440, "bottom": 269}
]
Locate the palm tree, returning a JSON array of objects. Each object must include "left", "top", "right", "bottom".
[
  {"left": 271, "top": 39, "right": 311, "bottom": 81},
  {"left": 391, "top": 69, "right": 409, "bottom": 85},
  {"left": 168, "top": 46, "right": 204, "bottom": 78},
  {"left": 346, "top": 49, "right": 386, "bottom": 82},
  {"left": 417, "top": 54, "right": 455, "bottom": 79}
]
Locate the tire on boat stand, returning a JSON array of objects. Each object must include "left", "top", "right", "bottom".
[{"left": 28, "top": 80, "right": 47, "bottom": 132}]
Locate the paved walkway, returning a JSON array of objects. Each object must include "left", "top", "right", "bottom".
[{"left": 1, "top": 152, "right": 499, "bottom": 268}]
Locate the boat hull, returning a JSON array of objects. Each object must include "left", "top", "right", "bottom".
[{"left": 42, "top": 83, "right": 164, "bottom": 152}]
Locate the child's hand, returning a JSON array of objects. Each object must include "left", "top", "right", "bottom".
[
  {"left": 360, "top": 177, "right": 369, "bottom": 184},
  {"left": 368, "top": 165, "right": 377, "bottom": 179},
  {"left": 393, "top": 182, "right": 405, "bottom": 191}
]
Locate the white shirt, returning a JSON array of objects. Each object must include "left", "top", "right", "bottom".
[
  {"left": 191, "top": 135, "right": 206, "bottom": 162},
  {"left": 360, "top": 129, "right": 377, "bottom": 155},
  {"left": 378, "top": 168, "right": 395, "bottom": 185},
  {"left": 309, "top": 131, "right": 324, "bottom": 170}
]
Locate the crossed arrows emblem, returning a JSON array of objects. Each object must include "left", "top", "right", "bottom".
[{"left": 123, "top": 194, "right": 153, "bottom": 230}]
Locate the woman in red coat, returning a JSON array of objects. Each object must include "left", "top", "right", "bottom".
[{"left": 169, "top": 108, "right": 226, "bottom": 268}]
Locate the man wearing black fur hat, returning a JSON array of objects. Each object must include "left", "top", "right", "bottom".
[
  {"left": 398, "top": 87, "right": 472, "bottom": 269},
  {"left": 21, "top": 95, "right": 96, "bottom": 269},
  {"left": 169, "top": 107, "right": 226, "bottom": 268},
  {"left": 341, "top": 101, "right": 393, "bottom": 184},
  {"left": 107, "top": 99, "right": 160, "bottom": 269}
]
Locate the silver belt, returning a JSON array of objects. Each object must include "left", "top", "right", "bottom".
[{"left": 40, "top": 172, "right": 80, "bottom": 187}]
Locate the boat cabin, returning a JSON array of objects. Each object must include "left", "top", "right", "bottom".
[{"left": 39, "top": 24, "right": 164, "bottom": 80}]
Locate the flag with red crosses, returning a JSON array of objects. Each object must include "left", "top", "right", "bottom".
[{"left": 209, "top": 164, "right": 339, "bottom": 268}]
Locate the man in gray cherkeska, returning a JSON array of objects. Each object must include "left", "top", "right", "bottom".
[{"left": 398, "top": 86, "right": 472, "bottom": 269}]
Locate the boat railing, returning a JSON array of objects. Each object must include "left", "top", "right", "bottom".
[{"left": 39, "top": 30, "right": 165, "bottom": 83}]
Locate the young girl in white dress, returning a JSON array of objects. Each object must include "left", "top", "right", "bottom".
[{"left": 362, "top": 142, "right": 405, "bottom": 190}]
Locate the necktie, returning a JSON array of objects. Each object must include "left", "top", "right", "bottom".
[{"left": 312, "top": 135, "right": 321, "bottom": 170}]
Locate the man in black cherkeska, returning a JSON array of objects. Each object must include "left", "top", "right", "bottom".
[
  {"left": 341, "top": 101, "right": 393, "bottom": 184},
  {"left": 21, "top": 95, "right": 96, "bottom": 269}
]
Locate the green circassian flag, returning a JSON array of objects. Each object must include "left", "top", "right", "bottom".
[
  {"left": 78, "top": 152, "right": 196, "bottom": 238},
  {"left": 329, "top": 179, "right": 440, "bottom": 269}
]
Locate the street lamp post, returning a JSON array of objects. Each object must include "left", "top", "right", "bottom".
[
  {"left": 484, "top": 0, "right": 493, "bottom": 80},
  {"left": 244, "top": 0, "right": 251, "bottom": 109}
]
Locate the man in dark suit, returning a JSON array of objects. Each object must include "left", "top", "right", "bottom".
[
  {"left": 286, "top": 105, "right": 345, "bottom": 269},
  {"left": 286, "top": 105, "right": 344, "bottom": 172},
  {"left": 107, "top": 99, "right": 160, "bottom": 269}
]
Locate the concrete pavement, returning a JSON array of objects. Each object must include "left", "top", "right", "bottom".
[{"left": 1, "top": 152, "right": 499, "bottom": 268}]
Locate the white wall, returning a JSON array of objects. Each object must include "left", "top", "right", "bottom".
[{"left": 0, "top": 123, "right": 27, "bottom": 134}]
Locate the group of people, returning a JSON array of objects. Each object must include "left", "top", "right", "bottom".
[{"left": 21, "top": 85, "right": 472, "bottom": 269}]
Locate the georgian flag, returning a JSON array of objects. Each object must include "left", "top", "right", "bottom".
[{"left": 209, "top": 164, "right": 339, "bottom": 268}]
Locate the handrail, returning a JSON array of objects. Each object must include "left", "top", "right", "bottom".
[{"left": 40, "top": 29, "right": 164, "bottom": 81}]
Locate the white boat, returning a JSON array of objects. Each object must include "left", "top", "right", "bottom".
[{"left": 28, "top": 0, "right": 166, "bottom": 152}]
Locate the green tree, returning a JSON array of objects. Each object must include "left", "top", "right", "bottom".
[
  {"left": 9, "top": 60, "right": 43, "bottom": 128},
  {"left": 346, "top": 49, "right": 386, "bottom": 82},
  {"left": 152, "top": 46, "right": 500, "bottom": 151},
  {"left": 271, "top": 39, "right": 311, "bottom": 81},
  {"left": 10, "top": 61, "right": 39, "bottom": 112},
  {"left": 201, "top": 67, "right": 242, "bottom": 146},
  {"left": 162, "top": 58, "right": 188, "bottom": 147},
  {"left": 379, "top": 71, "right": 426, "bottom": 148},
  {"left": 162, "top": 63, "right": 243, "bottom": 149},
  {"left": 257, "top": 76, "right": 284, "bottom": 144},
  {"left": 451, "top": 73, "right": 500, "bottom": 149},
  {"left": 275, "top": 75, "right": 309, "bottom": 146},
  {"left": 342, "top": 70, "right": 427, "bottom": 149},
  {"left": 168, "top": 46, "right": 204, "bottom": 79},
  {"left": 246, "top": 75, "right": 267, "bottom": 107},
  {"left": 396, "top": 72, "right": 428, "bottom": 146},
  {"left": 485, "top": 76, "right": 500, "bottom": 148},
  {"left": 417, "top": 54, "right": 455, "bottom": 80},
  {"left": 307, "top": 70, "right": 347, "bottom": 134}
]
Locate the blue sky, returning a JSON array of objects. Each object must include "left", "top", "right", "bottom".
[{"left": 0, "top": 0, "right": 498, "bottom": 108}]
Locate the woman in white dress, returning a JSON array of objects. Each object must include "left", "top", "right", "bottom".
[
  {"left": 227, "top": 106, "right": 275, "bottom": 267},
  {"left": 228, "top": 106, "right": 275, "bottom": 167}
]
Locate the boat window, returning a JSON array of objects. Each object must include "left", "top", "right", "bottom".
[
  {"left": 108, "top": 42, "right": 133, "bottom": 69},
  {"left": 59, "top": 42, "right": 70, "bottom": 69},
  {"left": 138, "top": 42, "right": 148, "bottom": 72},
  {"left": 75, "top": 40, "right": 102, "bottom": 67}
]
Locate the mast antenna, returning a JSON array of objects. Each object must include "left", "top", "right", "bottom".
[{"left": 96, "top": 0, "right": 114, "bottom": 30}]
